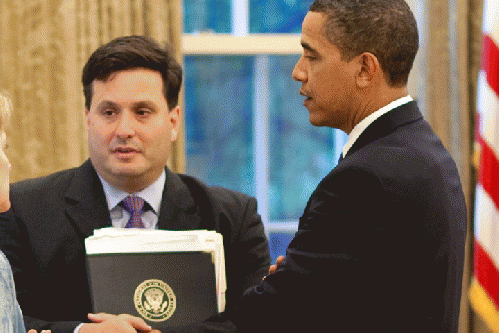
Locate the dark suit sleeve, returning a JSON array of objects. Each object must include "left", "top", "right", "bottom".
[
  {"left": 161, "top": 166, "right": 413, "bottom": 333},
  {"left": 0, "top": 200, "right": 82, "bottom": 333},
  {"left": 159, "top": 167, "right": 376, "bottom": 333},
  {"left": 158, "top": 167, "right": 387, "bottom": 333},
  {"left": 220, "top": 162, "right": 457, "bottom": 333},
  {"left": 223, "top": 165, "right": 391, "bottom": 332}
]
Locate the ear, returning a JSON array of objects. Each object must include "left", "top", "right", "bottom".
[
  {"left": 169, "top": 106, "right": 181, "bottom": 142},
  {"left": 356, "top": 52, "right": 382, "bottom": 88},
  {"left": 85, "top": 109, "right": 90, "bottom": 127}
]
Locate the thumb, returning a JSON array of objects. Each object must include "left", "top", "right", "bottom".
[
  {"left": 118, "top": 314, "right": 153, "bottom": 331},
  {"left": 87, "top": 312, "right": 113, "bottom": 323}
]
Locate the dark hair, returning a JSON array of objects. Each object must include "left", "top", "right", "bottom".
[
  {"left": 82, "top": 35, "right": 182, "bottom": 110},
  {"left": 309, "top": 0, "right": 419, "bottom": 86}
]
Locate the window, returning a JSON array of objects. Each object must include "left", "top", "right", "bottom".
[{"left": 182, "top": 0, "right": 347, "bottom": 261}]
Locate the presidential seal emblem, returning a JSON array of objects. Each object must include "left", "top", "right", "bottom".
[{"left": 134, "top": 279, "right": 176, "bottom": 322}]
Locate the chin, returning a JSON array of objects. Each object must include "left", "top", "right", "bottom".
[
  {"left": 308, "top": 115, "right": 328, "bottom": 127},
  {"left": 107, "top": 162, "right": 145, "bottom": 176},
  {"left": 113, "top": 167, "right": 145, "bottom": 177}
]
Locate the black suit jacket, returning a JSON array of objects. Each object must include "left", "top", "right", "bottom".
[
  {"left": 211, "top": 102, "right": 466, "bottom": 333},
  {"left": 0, "top": 161, "right": 270, "bottom": 332}
]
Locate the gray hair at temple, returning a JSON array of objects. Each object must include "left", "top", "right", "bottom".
[{"left": 309, "top": 0, "right": 419, "bottom": 87}]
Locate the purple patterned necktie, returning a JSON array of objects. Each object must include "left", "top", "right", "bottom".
[{"left": 122, "top": 195, "right": 145, "bottom": 228}]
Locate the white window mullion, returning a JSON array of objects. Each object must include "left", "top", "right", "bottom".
[
  {"left": 254, "top": 55, "right": 270, "bottom": 227},
  {"left": 334, "top": 129, "right": 348, "bottom": 163},
  {"left": 182, "top": 35, "right": 302, "bottom": 55},
  {"left": 232, "top": 0, "right": 249, "bottom": 36}
]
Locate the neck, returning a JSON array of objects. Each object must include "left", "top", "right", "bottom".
[
  {"left": 346, "top": 86, "right": 409, "bottom": 134},
  {"left": 98, "top": 170, "right": 163, "bottom": 194}
]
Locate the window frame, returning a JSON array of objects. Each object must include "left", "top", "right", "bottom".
[{"left": 181, "top": 1, "right": 347, "bottom": 243}]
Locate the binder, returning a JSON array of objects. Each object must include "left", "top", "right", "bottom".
[{"left": 85, "top": 228, "right": 226, "bottom": 329}]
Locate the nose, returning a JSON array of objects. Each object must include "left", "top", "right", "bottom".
[
  {"left": 292, "top": 56, "right": 307, "bottom": 82},
  {"left": 115, "top": 111, "right": 136, "bottom": 138}
]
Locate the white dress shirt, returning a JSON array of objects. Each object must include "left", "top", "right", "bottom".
[
  {"left": 342, "top": 95, "right": 413, "bottom": 157},
  {"left": 98, "top": 170, "right": 166, "bottom": 229}
]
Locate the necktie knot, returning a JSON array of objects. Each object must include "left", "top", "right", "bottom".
[{"left": 122, "top": 196, "right": 145, "bottom": 228}]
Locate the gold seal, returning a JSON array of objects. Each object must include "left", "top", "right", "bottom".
[{"left": 134, "top": 279, "right": 176, "bottom": 322}]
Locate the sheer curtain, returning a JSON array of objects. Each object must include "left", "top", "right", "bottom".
[{"left": 0, "top": 0, "right": 184, "bottom": 183}]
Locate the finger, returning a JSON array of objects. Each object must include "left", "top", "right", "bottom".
[
  {"left": 268, "top": 255, "right": 286, "bottom": 275},
  {"left": 268, "top": 264, "right": 277, "bottom": 275},
  {"left": 27, "top": 330, "right": 37, "bottom": 333},
  {"left": 118, "top": 314, "right": 152, "bottom": 331},
  {"left": 87, "top": 312, "right": 115, "bottom": 323}
]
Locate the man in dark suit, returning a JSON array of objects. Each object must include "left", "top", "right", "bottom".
[
  {"left": 0, "top": 36, "right": 270, "bottom": 333},
  {"left": 195, "top": 0, "right": 467, "bottom": 332}
]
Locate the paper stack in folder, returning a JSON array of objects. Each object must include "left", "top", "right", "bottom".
[{"left": 85, "top": 228, "right": 226, "bottom": 329}]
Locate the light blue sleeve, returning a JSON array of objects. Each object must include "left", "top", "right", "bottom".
[
  {"left": 0, "top": 251, "right": 26, "bottom": 333},
  {"left": 14, "top": 303, "right": 26, "bottom": 333}
]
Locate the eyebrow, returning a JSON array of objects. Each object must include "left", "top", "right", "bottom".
[
  {"left": 96, "top": 100, "right": 119, "bottom": 110},
  {"left": 132, "top": 101, "right": 158, "bottom": 110},
  {"left": 95, "top": 100, "right": 158, "bottom": 110},
  {"left": 301, "top": 41, "right": 318, "bottom": 54}
]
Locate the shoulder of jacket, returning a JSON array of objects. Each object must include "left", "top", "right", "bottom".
[
  {"left": 177, "top": 173, "right": 253, "bottom": 205},
  {"left": 11, "top": 166, "right": 78, "bottom": 194}
]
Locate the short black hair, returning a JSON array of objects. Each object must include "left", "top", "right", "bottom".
[
  {"left": 82, "top": 35, "right": 182, "bottom": 110},
  {"left": 309, "top": 0, "right": 419, "bottom": 86}
]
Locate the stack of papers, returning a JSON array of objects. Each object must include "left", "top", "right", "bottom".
[{"left": 85, "top": 227, "right": 226, "bottom": 313}]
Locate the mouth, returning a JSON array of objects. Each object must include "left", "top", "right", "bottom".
[
  {"left": 112, "top": 146, "right": 140, "bottom": 158},
  {"left": 300, "top": 90, "right": 312, "bottom": 102},
  {"left": 300, "top": 92, "right": 312, "bottom": 107},
  {"left": 114, "top": 147, "right": 137, "bottom": 153}
]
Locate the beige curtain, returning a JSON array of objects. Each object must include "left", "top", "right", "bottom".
[
  {"left": 0, "top": 0, "right": 184, "bottom": 183},
  {"left": 415, "top": 0, "right": 484, "bottom": 332}
]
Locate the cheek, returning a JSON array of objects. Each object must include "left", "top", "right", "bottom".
[
  {"left": 141, "top": 125, "right": 171, "bottom": 148},
  {"left": 150, "top": 119, "right": 174, "bottom": 142},
  {"left": 310, "top": 75, "right": 335, "bottom": 101},
  {"left": 88, "top": 123, "right": 113, "bottom": 145},
  {"left": 309, "top": 68, "right": 329, "bottom": 88}
]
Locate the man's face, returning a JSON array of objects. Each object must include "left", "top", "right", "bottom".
[
  {"left": 293, "top": 12, "right": 358, "bottom": 132},
  {"left": 86, "top": 68, "right": 180, "bottom": 192}
]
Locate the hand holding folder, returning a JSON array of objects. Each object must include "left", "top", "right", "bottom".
[{"left": 85, "top": 228, "right": 226, "bottom": 329}]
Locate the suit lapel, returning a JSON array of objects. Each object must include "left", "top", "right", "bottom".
[
  {"left": 347, "top": 101, "right": 423, "bottom": 158},
  {"left": 64, "top": 159, "right": 112, "bottom": 238},
  {"left": 63, "top": 162, "right": 202, "bottom": 234},
  {"left": 156, "top": 169, "right": 201, "bottom": 231}
]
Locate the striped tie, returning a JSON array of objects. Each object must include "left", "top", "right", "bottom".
[{"left": 122, "top": 196, "right": 145, "bottom": 228}]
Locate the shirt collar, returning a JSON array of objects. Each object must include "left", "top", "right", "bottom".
[
  {"left": 342, "top": 95, "right": 413, "bottom": 157},
  {"left": 98, "top": 170, "right": 166, "bottom": 215}
]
